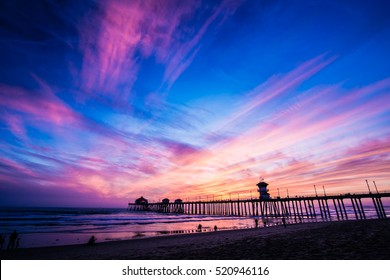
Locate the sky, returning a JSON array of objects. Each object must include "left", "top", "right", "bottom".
[{"left": 1, "top": 0, "right": 390, "bottom": 208}]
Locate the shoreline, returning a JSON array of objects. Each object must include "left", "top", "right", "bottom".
[{"left": 1, "top": 219, "right": 390, "bottom": 260}]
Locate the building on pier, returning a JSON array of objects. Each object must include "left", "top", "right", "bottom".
[
  {"left": 257, "top": 180, "right": 270, "bottom": 200},
  {"left": 135, "top": 196, "right": 148, "bottom": 205},
  {"left": 132, "top": 196, "right": 149, "bottom": 211}
]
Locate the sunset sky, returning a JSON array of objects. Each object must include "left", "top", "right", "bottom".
[{"left": 1, "top": 0, "right": 390, "bottom": 207}]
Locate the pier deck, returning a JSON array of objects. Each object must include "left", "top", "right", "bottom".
[{"left": 128, "top": 192, "right": 390, "bottom": 220}]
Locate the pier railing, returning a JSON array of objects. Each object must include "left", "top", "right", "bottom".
[{"left": 128, "top": 191, "right": 390, "bottom": 220}]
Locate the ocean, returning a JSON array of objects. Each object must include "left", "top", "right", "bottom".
[
  {"left": 0, "top": 207, "right": 261, "bottom": 248},
  {"left": 1, "top": 200, "right": 389, "bottom": 248}
]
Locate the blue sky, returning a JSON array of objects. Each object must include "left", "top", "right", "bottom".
[{"left": 0, "top": 0, "right": 390, "bottom": 207}]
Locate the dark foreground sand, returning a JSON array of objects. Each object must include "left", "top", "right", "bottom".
[{"left": 1, "top": 219, "right": 390, "bottom": 260}]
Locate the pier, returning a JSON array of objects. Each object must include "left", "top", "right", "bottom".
[{"left": 128, "top": 181, "right": 390, "bottom": 220}]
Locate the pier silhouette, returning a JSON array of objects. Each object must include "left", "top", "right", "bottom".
[{"left": 128, "top": 180, "right": 389, "bottom": 221}]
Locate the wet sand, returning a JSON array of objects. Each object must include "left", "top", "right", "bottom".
[{"left": 1, "top": 219, "right": 390, "bottom": 260}]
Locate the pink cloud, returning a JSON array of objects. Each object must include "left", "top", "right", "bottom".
[
  {"left": 0, "top": 156, "right": 37, "bottom": 178},
  {"left": 0, "top": 79, "right": 145, "bottom": 151},
  {"left": 78, "top": 0, "right": 242, "bottom": 96},
  {"left": 2, "top": 113, "right": 28, "bottom": 141},
  {"left": 0, "top": 83, "right": 79, "bottom": 127}
]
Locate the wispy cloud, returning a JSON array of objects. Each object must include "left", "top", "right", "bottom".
[
  {"left": 0, "top": 84, "right": 77, "bottom": 125},
  {"left": 121, "top": 57, "right": 390, "bottom": 200},
  {"left": 2, "top": 54, "right": 389, "bottom": 205},
  {"left": 78, "top": 0, "right": 240, "bottom": 98},
  {"left": 0, "top": 80, "right": 80, "bottom": 143},
  {"left": 1, "top": 1, "right": 389, "bottom": 207}
]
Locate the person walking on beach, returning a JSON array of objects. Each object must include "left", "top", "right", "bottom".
[
  {"left": 197, "top": 224, "right": 202, "bottom": 232},
  {"left": 254, "top": 218, "right": 258, "bottom": 228},
  {"left": 0, "top": 234, "right": 4, "bottom": 250},
  {"left": 7, "top": 230, "right": 18, "bottom": 250},
  {"left": 214, "top": 225, "right": 218, "bottom": 231},
  {"left": 282, "top": 217, "right": 287, "bottom": 228}
]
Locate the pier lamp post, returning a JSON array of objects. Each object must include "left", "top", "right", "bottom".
[
  {"left": 373, "top": 181, "right": 379, "bottom": 194},
  {"left": 365, "top": 180, "right": 372, "bottom": 194},
  {"left": 287, "top": 189, "right": 289, "bottom": 198},
  {"left": 237, "top": 193, "right": 240, "bottom": 200},
  {"left": 229, "top": 193, "right": 231, "bottom": 200},
  {"left": 277, "top": 188, "right": 280, "bottom": 197},
  {"left": 322, "top": 186, "right": 327, "bottom": 196},
  {"left": 250, "top": 191, "right": 252, "bottom": 199},
  {"left": 314, "top": 185, "right": 318, "bottom": 196}
]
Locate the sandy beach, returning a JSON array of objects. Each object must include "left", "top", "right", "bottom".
[{"left": 1, "top": 219, "right": 390, "bottom": 260}]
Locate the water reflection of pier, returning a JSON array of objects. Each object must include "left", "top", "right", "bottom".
[{"left": 127, "top": 181, "right": 389, "bottom": 220}]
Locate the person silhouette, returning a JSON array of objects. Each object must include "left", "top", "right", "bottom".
[
  {"left": 214, "top": 225, "right": 218, "bottom": 231},
  {"left": 0, "top": 234, "right": 4, "bottom": 250},
  {"left": 197, "top": 224, "right": 202, "bottom": 232},
  {"left": 7, "top": 230, "right": 18, "bottom": 250},
  {"left": 87, "top": 235, "right": 97, "bottom": 246},
  {"left": 254, "top": 218, "right": 259, "bottom": 228}
]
